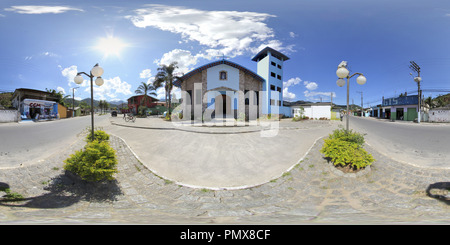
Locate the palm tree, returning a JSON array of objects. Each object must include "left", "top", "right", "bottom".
[
  {"left": 424, "top": 96, "right": 433, "bottom": 109},
  {"left": 153, "top": 62, "right": 180, "bottom": 116},
  {"left": 135, "top": 82, "right": 157, "bottom": 115}
]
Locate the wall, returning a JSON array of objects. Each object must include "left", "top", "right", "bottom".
[
  {"left": 0, "top": 110, "right": 19, "bottom": 122},
  {"left": 58, "top": 104, "right": 67, "bottom": 118},
  {"left": 304, "top": 105, "right": 331, "bottom": 119},
  {"left": 206, "top": 64, "right": 239, "bottom": 91},
  {"left": 429, "top": 108, "right": 450, "bottom": 122}
]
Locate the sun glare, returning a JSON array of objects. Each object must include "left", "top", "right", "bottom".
[{"left": 96, "top": 36, "right": 127, "bottom": 58}]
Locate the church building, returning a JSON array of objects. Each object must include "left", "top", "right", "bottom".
[{"left": 174, "top": 47, "right": 289, "bottom": 121}]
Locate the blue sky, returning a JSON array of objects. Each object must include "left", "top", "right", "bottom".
[{"left": 1, "top": 0, "right": 450, "bottom": 107}]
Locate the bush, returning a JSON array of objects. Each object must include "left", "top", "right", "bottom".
[
  {"left": 328, "top": 128, "right": 365, "bottom": 146},
  {"left": 86, "top": 130, "right": 110, "bottom": 142},
  {"left": 320, "top": 138, "right": 374, "bottom": 170},
  {"left": 320, "top": 128, "right": 374, "bottom": 170},
  {"left": 64, "top": 137, "right": 118, "bottom": 182}
]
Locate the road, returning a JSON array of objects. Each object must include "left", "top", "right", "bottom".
[
  {"left": 0, "top": 115, "right": 110, "bottom": 169},
  {"left": 347, "top": 116, "right": 450, "bottom": 169}
]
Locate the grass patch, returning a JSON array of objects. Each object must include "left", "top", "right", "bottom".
[{"left": 0, "top": 187, "right": 24, "bottom": 202}]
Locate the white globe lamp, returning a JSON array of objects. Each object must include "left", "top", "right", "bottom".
[
  {"left": 336, "top": 78, "right": 346, "bottom": 87},
  {"left": 95, "top": 77, "right": 104, "bottom": 86},
  {"left": 336, "top": 67, "right": 349, "bottom": 79},
  {"left": 91, "top": 65, "right": 104, "bottom": 77},
  {"left": 356, "top": 75, "right": 366, "bottom": 85},
  {"left": 74, "top": 75, "right": 84, "bottom": 85}
]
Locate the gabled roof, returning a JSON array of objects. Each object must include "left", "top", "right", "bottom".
[{"left": 173, "top": 59, "right": 265, "bottom": 87}]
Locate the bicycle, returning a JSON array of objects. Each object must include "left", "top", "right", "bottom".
[{"left": 124, "top": 113, "right": 136, "bottom": 122}]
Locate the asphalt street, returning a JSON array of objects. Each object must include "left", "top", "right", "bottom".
[
  {"left": 0, "top": 115, "right": 110, "bottom": 169},
  {"left": 347, "top": 116, "right": 450, "bottom": 169}
]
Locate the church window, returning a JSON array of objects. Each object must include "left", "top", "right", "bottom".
[{"left": 219, "top": 71, "right": 227, "bottom": 80}]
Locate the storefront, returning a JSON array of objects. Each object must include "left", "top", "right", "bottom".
[{"left": 21, "top": 99, "right": 58, "bottom": 120}]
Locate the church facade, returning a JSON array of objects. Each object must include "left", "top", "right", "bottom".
[{"left": 174, "top": 47, "right": 289, "bottom": 121}]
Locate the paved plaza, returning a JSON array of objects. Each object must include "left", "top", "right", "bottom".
[{"left": 0, "top": 118, "right": 448, "bottom": 224}]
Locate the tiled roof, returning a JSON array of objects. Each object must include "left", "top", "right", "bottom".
[{"left": 173, "top": 60, "right": 264, "bottom": 87}]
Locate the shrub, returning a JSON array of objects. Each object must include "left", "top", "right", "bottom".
[
  {"left": 320, "top": 138, "right": 374, "bottom": 170},
  {"left": 86, "top": 130, "right": 110, "bottom": 142},
  {"left": 64, "top": 139, "right": 118, "bottom": 182},
  {"left": 328, "top": 128, "right": 365, "bottom": 146}
]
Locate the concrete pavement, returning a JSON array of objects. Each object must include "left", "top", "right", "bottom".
[{"left": 106, "top": 117, "right": 338, "bottom": 189}]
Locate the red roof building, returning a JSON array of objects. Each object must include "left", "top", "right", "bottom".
[{"left": 127, "top": 95, "right": 159, "bottom": 114}]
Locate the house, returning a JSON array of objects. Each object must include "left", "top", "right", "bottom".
[
  {"left": 174, "top": 47, "right": 289, "bottom": 120},
  {"left": 127, "top": 94, "right": 159, "bottom": 115},
  {"left": 299, "top": 103, "right": 331, "bottom": 119},
  {"left": 428, "top": 106, "right": 450, "bottom": 122},
  {"left": 283, "top": 100, "right": 332, "bottom": 119},
  {"left": 11, "top": 88, "right": 61, "bottom": 120},
  {"left": 372, "top": 95, "right": 420, "bottom": 121}
]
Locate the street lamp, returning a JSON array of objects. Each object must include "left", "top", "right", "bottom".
[
  {"left": 74, "top": 63, "right": 104, "bottom": 141},
  {"left": 336, "top": 61, "right": 366, "bottom": 132}
]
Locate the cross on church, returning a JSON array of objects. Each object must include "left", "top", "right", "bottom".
[{"left": 216, "top": 54, "right": 230, "bottom": 61}]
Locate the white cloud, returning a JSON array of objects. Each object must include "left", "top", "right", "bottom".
[
  {"left": 139, "top": 69, "right": 152, "bottom": 79},
  {"left": 283, "top": 77, "right": 302, "bottom": 101},
  {"left": 89, "top": 77, "right": 132, "bottom": 100},
  {"left": 304, "top": 81, "right": 318, "bottom": 90},
  {"left": 283, "top": 77, "right": 302, "bottom": 88},
  {"left": 56, "top": 86, "right": 66, "bottom": 95},
  {"left": 283, "top": 87, "right": 296, "bottom": 101},
  {"left": 289, "top": 32, "right": 297, "bottom": 38},
  {"left": 5, "top": 5, "right": 84, "bottom": 14},
  {"left": 155, "top": 49, "right": 198, "bottom": 74},
  {"left": 61, "top": 65, "right": 88, "bottom": 87},
  {"left": 127, "top": 4, "right": 293, "bottom": 58}
]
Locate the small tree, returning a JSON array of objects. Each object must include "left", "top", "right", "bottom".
[{"left": 64, "top": 130, "right": 118, "bottom": 182}]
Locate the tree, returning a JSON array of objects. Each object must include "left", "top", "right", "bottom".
[
  {"left": 45, "top": 88, "right": 70, "bottom": 107},
  {"left": 135, "top": 82, "right": 157, "bottom": 113},
  {"left": 99, "top": 100, "right": 104, "bottom": 114},
  {"left": 153, "top": 62, "right": 181, "bottom": 116},
  {"left": 424, "top": 96, "right": 433, "bottom": 109},
  {"left": 0, "top": 92, "right": 13, "bottom": 108}
]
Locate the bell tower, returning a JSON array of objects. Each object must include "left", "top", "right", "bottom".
[{"left": 252, "top": 47, "right": 290, "bottom": 115}]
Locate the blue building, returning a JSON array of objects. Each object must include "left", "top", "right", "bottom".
[
  {"left": 252, "top": 47, "right": 290, "bottom": 115},
  {"left": 371, "top": 95, "right": 419, "bottom": 121}
]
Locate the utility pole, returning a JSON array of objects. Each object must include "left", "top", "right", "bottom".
[
  {"left": 72, "top": 87, "right": 79, "bottom": 118},
  {"left": 409, "top": 61, "right": 421, "bottom": 123},
  {"left": 356, "top": 91, "right": 363, "bottom": 117}
]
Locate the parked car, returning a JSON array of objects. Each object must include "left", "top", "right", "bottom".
[{"left": 111, "top": 111, "right": 117, "bottom": 117}]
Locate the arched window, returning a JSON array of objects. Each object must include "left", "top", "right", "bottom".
[{"left": 219, "top": 71, "right": 227, "bottom": 80}]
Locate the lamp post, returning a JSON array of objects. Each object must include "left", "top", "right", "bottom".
[
  {"left": 74, "top": 63, "right": 104, "bottom": 141},
  {"left": 336, "top": 61, "right": 366, "bottom": 132}
]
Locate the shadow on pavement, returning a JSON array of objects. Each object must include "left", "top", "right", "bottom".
[
  {"left": 426, "top": 182, "right": 450, "bottom": 205},
  {"left": 0, "top": 171, "right": 122, "bottom": 208}
]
